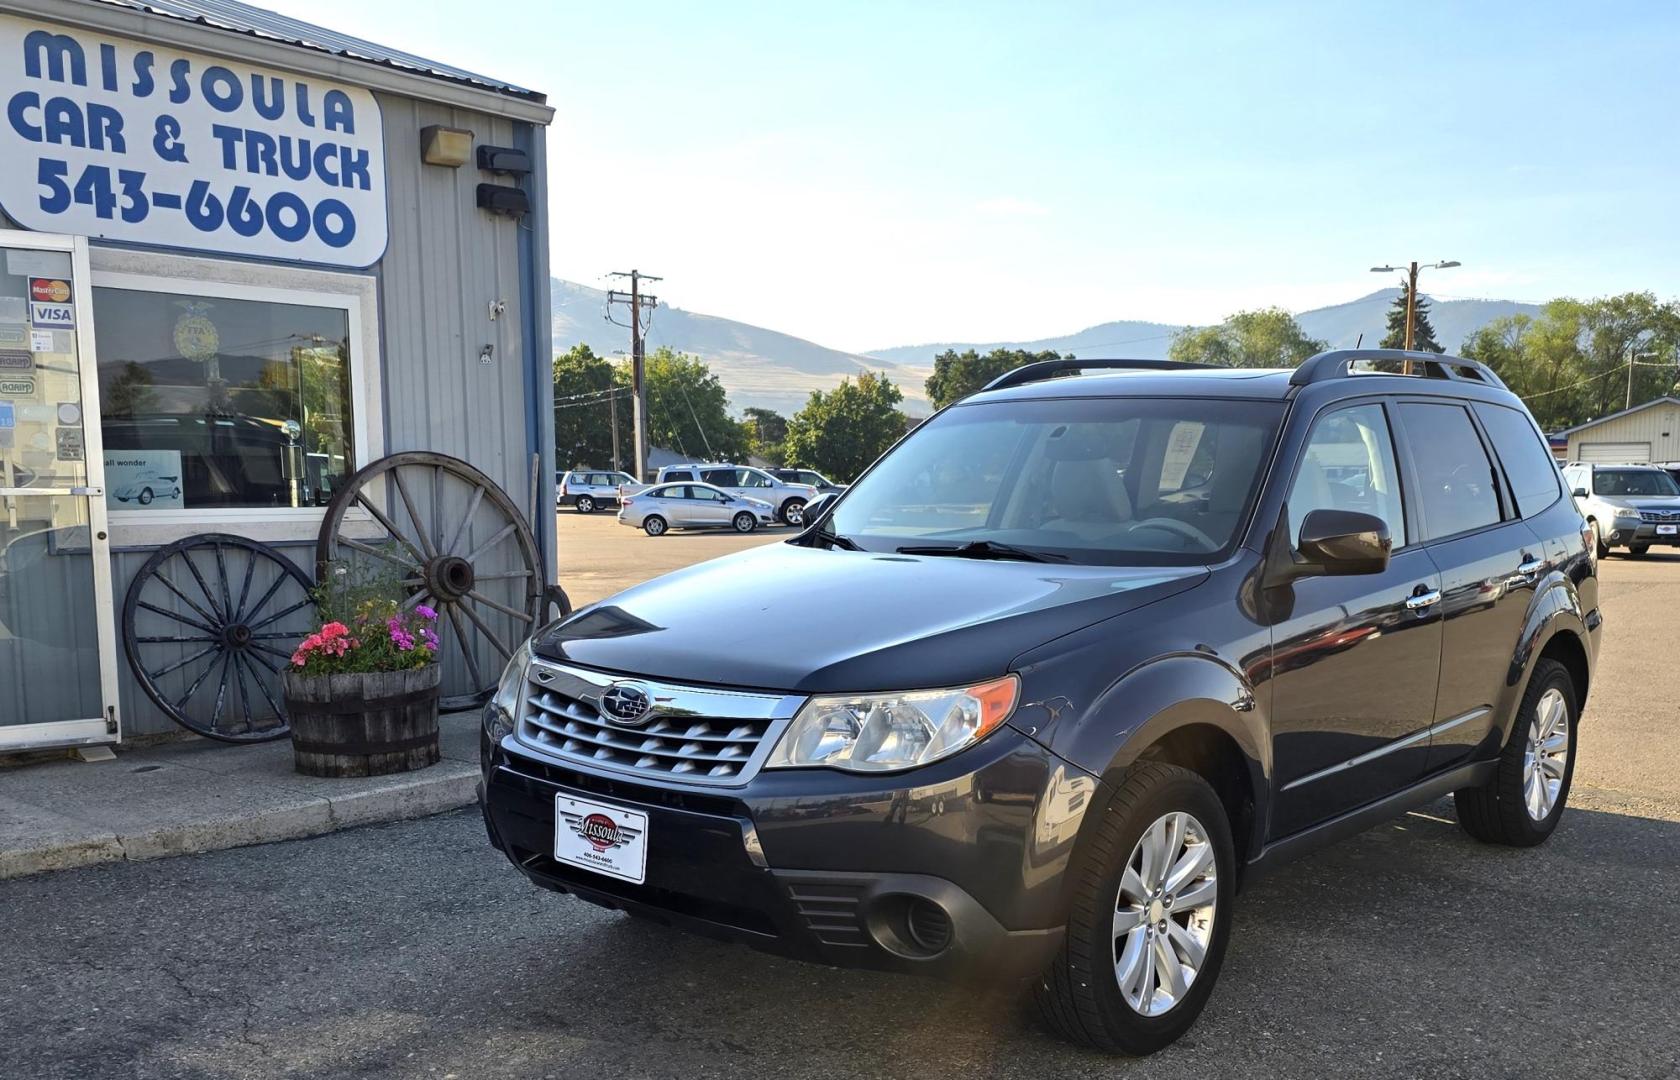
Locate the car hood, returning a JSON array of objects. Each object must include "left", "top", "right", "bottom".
[
  {"left": 1597, "top": 494, "right": 1680, "bottom": 510},
  {"left": 534, "top": 541, "right": 1208, "bottom": 693}
]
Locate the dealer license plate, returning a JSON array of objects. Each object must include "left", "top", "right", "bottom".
[
  {"left": 1658, "top": 524, "right": 1678, "bottom": 536},
  {"left": 554, "top": 794, "right": 648, "bottom": 884}
]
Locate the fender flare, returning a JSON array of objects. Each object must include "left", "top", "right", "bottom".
[{"left": 1499, "top": 573, "right": 1591, "bottom": 743}]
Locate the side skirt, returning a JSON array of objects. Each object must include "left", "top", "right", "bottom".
[{"left": 1245, "top": 760, "right": 1498, "bottom": 880}]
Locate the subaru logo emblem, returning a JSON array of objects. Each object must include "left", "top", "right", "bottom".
[{"left": 600, "top": 682, "right": 654, "bottom": 725}]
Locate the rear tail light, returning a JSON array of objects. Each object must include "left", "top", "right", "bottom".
[
  {"left": 1582, "top": 520, "right": 1596, "bottom": 563},
  {"left": 622, "top": 497, "right": 634, "bottom": 507}
]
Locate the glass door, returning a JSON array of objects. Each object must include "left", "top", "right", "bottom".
[{"left": 0, "top": 234, "right": 119, "bottom": 750}]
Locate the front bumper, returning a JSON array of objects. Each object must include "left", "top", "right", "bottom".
[
  {"left": 480, "top": 723, "right": 1091, "bottom": 981},
  {"left": 1606, "top": 521, "right": 1680, "bottom": 546}
]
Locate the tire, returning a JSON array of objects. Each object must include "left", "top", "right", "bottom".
[
  {"left": 1628, "top": 544, "right": 1650, "bottom": 557},
  {"left": 1455, "top": 657, "right": 1577, "bottom": 847},
  {"left": 781, "top": 498, "right": 806, "bottom": 526},
  {"left": 576, "top": 495, "right": 595, "bottom": 514},
  {"left": 1034, "top": 762, "right": 1235, "bottom": 1056},
  {"left": 732, "top": 511, "right": 757, "bottom": 533},
  {"left": 138, "top": 487, "right": 153, "bottom": 505},
  {"left": 1590, "top": 520, "right": 1609, "bottom": 560},
  {"left": 642, "top": 515, "right": 667, "bottom": 537}
]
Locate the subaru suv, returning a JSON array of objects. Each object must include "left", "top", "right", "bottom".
[
  {"left": 1561, "top": 462, "right": 1680, "bottom": 557},
  {"left": 482, "top": 351, "right": 1600, "bottom": 1055}
]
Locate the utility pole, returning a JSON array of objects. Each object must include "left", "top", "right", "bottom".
[
  {"left": 609, "top": 391, "right": 621, "bottom": 474},
  {"left": 1370, "top": 259, "right": 1460, "bottom": 375},
  {"left": 607, "top": 270, "right": 661, "bottom": 481}
]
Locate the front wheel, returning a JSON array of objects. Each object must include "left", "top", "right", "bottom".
[
  {"left": 138, "top": 487, "right": 153, "bottom": 505},
  {"left": 781, "top": 498, "right": 806, "bottom": 526},
  {"left": 732, "top": 511, "right": 758, "bottom": 533},
  {"left": 1455, "top": 657, "right": 1577, "bottom": 846},
  {"left": 575, "top": 495, "right": 595, "bottom": 514},
  {"left": 642, "top": 515, "right": 668, "bottom": 537},
  {"left": 1034, "top": 763, "right": 1234, "bottom": 1055}
]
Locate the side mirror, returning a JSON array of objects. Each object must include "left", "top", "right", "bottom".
[
  {"left": 802, "top": 492, "right": 838, "bottom": 525},
  {"left": 1293, "top": 509, "right": 1391, "bottom": 577},
  {"left": 1571, "top": 487, "right": 1588, "bottom": 498}
]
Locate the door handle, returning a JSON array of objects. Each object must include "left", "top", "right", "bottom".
[
  {"left": 1405, "top": 588, "right": 1442, "bottom": 611},
  {"left": 1511, "top": 555, "right": 1543, "bottom": 584}
]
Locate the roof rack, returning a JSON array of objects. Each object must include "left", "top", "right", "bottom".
[
  {"left": 1289, "top": 349, "right": 1507, "bottom": 389},
  {"left": 982, "top": 358, "right": 1215, "bottom": 393}
]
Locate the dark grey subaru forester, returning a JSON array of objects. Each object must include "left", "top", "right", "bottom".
[{"left": 481, "top": 350, "right": 1600, "bottom": 1055}]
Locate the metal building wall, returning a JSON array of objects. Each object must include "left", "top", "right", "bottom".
[
  {"left": 1, "top": 91, "right": 554, "bottom": 739},
  {"left": 1566, "top": 402, "right": 1680, "bottom": 463}
]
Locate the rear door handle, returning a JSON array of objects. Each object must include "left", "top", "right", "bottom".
[
  {"left": 1405, "top": 588, "right": 1441, "bottom": 611},
  {"left": 1512, "top": 555, "right": 1543, "bottom": 583}
]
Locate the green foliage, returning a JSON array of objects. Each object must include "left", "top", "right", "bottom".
[
  {"left": 925, "top": 348, "right": 1065, "bottom": 409},
  {"left": 294, "top": 560, "right": 439, "bottom": 675},
  {"left": 1461, "top": 293, "right": 1680, "bottom": 430},
  {"left": 553, "top": 344, "right": 748, "bottom": 474},
  {"left": 1378, "top": 282, "right": 1444, "bottom": 353},
  {"left": 1168, "top": 308, "right": 1327, "bottom": 368},
  {"left": 741, "top": 406, "right": 789, "bottom": 465},
  {"left": 784, "top": 372, "right": 906, "bottom": 482}
]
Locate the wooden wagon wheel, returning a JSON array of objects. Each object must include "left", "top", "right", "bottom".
[
  {"left": 315, "top": 452, "right": 543, "bottom": 710},
  {"left": 122, "top": 534, "right": 314, "bottom": 743}
]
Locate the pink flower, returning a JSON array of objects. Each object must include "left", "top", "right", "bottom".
[{"left": 416, "top": 605, "right": 438, "bottom": 621}]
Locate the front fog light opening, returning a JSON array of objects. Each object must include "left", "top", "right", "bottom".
[{"left": 868, "top": 894, "right": 954, "bottom": 959}]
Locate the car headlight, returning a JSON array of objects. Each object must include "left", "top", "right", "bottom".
[
  {"left": 485, "top": 638, "right": 532, "bottom": 741},
  {"left": 765, "top": 675, "right": 1018, "bottom": 773},
  {"left": 1614, "top": 509, "right": 1642, "bottom": 522}
]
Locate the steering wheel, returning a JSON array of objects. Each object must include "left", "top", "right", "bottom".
[{"left": 1126, "top": 517, "right": 1218, "bottom": 551}]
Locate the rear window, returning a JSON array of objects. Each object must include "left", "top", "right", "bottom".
[
  {"left": 665, "top": 470, "right": 696, "bottom": 482},
  {"left": 1397, "top": 403, "right": 1502, "bottom": 540},
  {"left": 1473, "top": 403, "right": 1562, "bottom": 517}
]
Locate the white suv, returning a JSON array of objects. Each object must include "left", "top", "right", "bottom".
[{"left": 655, "top": 464, "right": 817, "bottom": 525}]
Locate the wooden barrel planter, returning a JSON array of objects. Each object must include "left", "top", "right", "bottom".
[{"left": 282, "top": 665, "right": 442, "bottom": 777}]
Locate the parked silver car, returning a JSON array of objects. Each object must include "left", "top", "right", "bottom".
[
  {"left": 650, "top": 464, "right": 818, "bottom": 525},
  {"left": 559, "top": 469, "right": 637, "bottom": 513},
  {"left": 1562, "top": 462, "right": 1680, "bottom": 556},
  {"left": 616, "top": 481, "right": 777, "bottom": 536}
]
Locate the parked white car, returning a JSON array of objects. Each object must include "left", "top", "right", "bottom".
[
  {"left": 633, "top": 464, "right": 817, "bottom": 525},
  {"left": 616, "top": 481, "right": 777, "bottom": 536}
]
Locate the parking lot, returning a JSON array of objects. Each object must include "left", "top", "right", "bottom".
[{"left": 3, "top": 520, "right": 1677, "bottom": 1079}]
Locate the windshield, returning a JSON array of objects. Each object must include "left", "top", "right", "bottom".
[
  {"left": 819, "top": 396, "right": 1286, "bottom": 565},
  {"left": 1593, "top": 469, "right": 1680, "bottom": 497}
]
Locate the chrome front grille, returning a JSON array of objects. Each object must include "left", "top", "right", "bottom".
[{"left": 514, "top": 659, "right": 803, "bottom": 785}]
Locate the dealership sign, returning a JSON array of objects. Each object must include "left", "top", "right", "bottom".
[{"left": 0, "top": 16, "right": 387, "bottom": 266}]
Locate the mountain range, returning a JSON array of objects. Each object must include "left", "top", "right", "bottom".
[{"left": 552, "top": 279, "right": 1543, "bottom": 418}]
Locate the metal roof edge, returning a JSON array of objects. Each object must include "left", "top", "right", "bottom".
[{"left": 5, "top": 0, "right": 555, "bottom": 124}]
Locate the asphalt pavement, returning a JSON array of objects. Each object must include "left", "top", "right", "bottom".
[{"left": 3, "top": 529, "right": 1677, "bottom": 1080}]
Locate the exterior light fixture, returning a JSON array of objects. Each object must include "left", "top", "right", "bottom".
[{"left": 420, "top": 125, "right": 475, "bottom": 167}]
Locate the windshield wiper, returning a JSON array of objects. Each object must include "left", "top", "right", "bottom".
[{"left": 896, "top": 540, "right": 1068, "bottom": 563}]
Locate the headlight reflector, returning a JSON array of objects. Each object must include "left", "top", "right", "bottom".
[
  {"left": 486, "top": 638, "right": 532, "bottom": 740},
  {"left": 766, "top": 675, "right": 1018, "bottom": 773}
]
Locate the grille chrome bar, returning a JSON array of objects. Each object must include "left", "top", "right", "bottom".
[{"left": 513, "top": 658, "right": 804, "bottom": 786}]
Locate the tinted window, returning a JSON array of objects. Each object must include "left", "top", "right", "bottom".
[
  {"left": 1287, "top": 403, "right": 1405, "bottom": 544},
  {"left": 1591, "top": 468, "right": 1680, "bottom": 496},
  {"left": 1399, "top": 403, "right": 1502, "bottom": 540},
  {"left": 700, "top": 469, "right": 736, "bottom": 486},
  {"left": 823, "top": 396, "right": 1284, "bottom": 565},
  {"left": 648, "top": 485, "right": 682, "bottom": 498},
  {"left": 665, "top": 470, "right": 695, "bottom": 482},
  {"left": 1474, "top": 403, "right": 1561, "bottom": 517}
]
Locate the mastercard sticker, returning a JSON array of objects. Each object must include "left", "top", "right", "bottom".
[{"left": 29, "top": 278, "right": 72, "bottom": 304}]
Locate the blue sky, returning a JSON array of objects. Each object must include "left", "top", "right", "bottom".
[{"left": 267, "top": 0, "right": 1679, "bottom": 353}]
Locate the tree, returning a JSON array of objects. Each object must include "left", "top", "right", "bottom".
[
  {"left": 741, "top": 406, "right": 789, "bottom": 465},
  {"left": 784, "top": 371, "right": 905, "bottom": 482},
  {"left": 1378, "top": 282, "right": 1444, "bottom": 352},
  {"left": 552, "top": 344, "right": 626, "bottom": 471},
  {"left": 925, "top": 348, "right": 1064, "bottom": 409},
  {"left": 1168, "top": 308, "right": 1327, "bottom": 368},
  {"left": 640, "top": 346, "right": 749, "bottom": 463}
]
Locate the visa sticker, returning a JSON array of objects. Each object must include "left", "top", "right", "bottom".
[{"left": 30, "top": 302, "right": 73, "bottom": 329}]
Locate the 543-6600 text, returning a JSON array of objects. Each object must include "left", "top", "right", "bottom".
[{"left": 37, "top": 160, "right": 358, "bottom": 249}]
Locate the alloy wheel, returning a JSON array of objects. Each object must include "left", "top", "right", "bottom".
[
  {"left": 1113, "top": 810, "right": 1218, "bottom": 1017},
  {"left": 1522, "top": 687, "right": 1570, "bottom": 821}
]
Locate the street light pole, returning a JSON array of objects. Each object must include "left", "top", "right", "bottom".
[{"left": 1371, "top": 259, "right": 1461, "bottom": 374}]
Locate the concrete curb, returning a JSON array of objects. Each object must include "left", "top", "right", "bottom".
[{"left": 0, "top": 714, "right": 481, "bottom": 880}]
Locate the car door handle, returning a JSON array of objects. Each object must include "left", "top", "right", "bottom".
[
  {"left": 1512, "top": 555, "right": 1543, "bottom": 583},
  {"left": 1405, "top": 588, "right": 1442, "bottom": 611}
]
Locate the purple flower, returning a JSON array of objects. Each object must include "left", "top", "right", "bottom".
[{"left": 416, "top": 605, "right": 438, "bottom": 621}]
